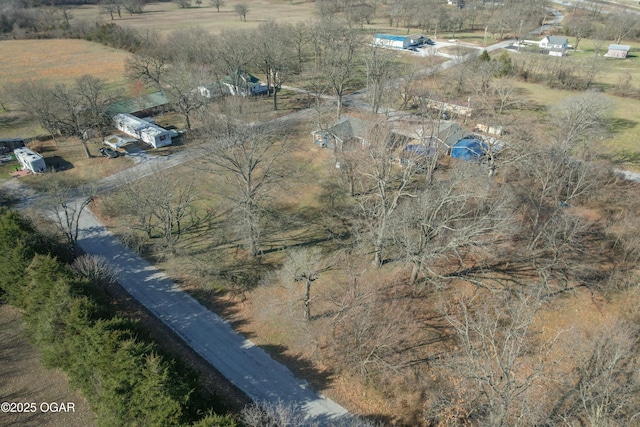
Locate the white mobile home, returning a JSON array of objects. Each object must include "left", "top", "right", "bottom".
[
  {"left": 113, "top": 113, "right": 172, "bottom": 149},
  {"left": 14, "top": 147, "right": 46, "bottom": 173}
]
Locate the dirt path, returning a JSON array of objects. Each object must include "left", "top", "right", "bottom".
[{"left": 0, "top": 304, "right": 96, "bottom": 427}]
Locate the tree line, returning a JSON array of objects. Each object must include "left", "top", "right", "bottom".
[{"left": 0, "top": 208, "right": 237, "bottom": 427}]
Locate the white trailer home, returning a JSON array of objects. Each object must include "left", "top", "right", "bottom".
[
  {"left": 14, "top": 147, "right": 46, "bottom": 173},
  {"left": 113, "top": 113, "right": 172, "bottom": 149}
]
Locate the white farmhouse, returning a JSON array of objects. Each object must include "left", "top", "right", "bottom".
[
  {"left": 539, "top": 36, "right": 569, "bottom": 56},
  {"left": 14, "top": 147, "right": 46, "bottom": 173},
  {"left": 113, "top": 113, "right": 172, "bottom": 149}
]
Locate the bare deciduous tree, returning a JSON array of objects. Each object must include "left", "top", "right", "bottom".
[
  {"left": 5, "top": 80, "right": 61, "bottom": 145},
  {"left": 254, "top": 21, "right": 297, "bottom": 111},
  {"left": 549, "top": 91, "right": 613, "bottom": 158},
  {"left": 280, "top": 248, "right": 332, "bottom": 320},
  {"left": 443, "top": 290, "right": 558, "bottom": 427},
  {"left": 329, "top": 270, "right": 420, "bottom": 382},
  {"left": 352, "top": 120, "right": 421, "bottom": 266},
  {"left": 117, "top": 169, "right": 201, "bottom": 253},
  {"left": 606, "top": 11, "right": 639, "bottom": 45},
  {"left": 364, "top": 43, "right": 396, "bottom": 114},
  {"left": 43, "top": 176, "right": 95, "bottom": 259},
  {"left": 210, "top": 0, "right": 225, "bottom": 12},
  {"left": 206, "top": 124, "right": 291, "bottom": 257},
  {"left": 547, "top": 320, "right": 640, "bottom": 426},
  {"left": 392, "top": 168, "right": 511, "bottom": 286},
  {"left": 313, "top": 21, "right": 362, "bottom": 119},
  {"left": 233, "top": 2, "right": 248, "bottom": 21}
]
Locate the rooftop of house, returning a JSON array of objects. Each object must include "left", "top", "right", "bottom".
[
  {"left": 541, "top": 36, "right": 568, "bottom": 45},
  {"left": 608, "top": 44, "right": 631, "bottom": 51},
  {"left": 107, "top": 91, "right": 169, "bottom": 116},
  {"left": 375, "top": 34, "right": 408, "bottom": 42},
  {"left": 222, "top": 71, "right": 261, "bottom": 86}
]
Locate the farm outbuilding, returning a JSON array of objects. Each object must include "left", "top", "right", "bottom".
[
  {"left": 106, "top": 91, "right": 170, "bottom": 116},
  {"left": 113, "top": 113, "right": 172, "bottom": 149},
  {"left": 374, "top": 34, "right": 431, "bottom": 49},
  {"left": 0, "top": 138, "right": 25, "bottom": 154},
  {"left": 14, "top": 147, "right": 46, "bottom": 173},
  {"left": 451, "top": 137, "right": 488, "bottom": 162},
  {"left": 605, "top": 44, "right": 631, "bottom": 58}
]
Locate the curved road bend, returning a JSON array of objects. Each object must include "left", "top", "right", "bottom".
[{"left": 75, "top": 206, "right": 350, "bottom": 425}]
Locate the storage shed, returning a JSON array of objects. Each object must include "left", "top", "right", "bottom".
[
  {"left": 14, "top": 147, "right": 46, "bottom": 173},
  {"left": 605, "top": 44, "right": 631, "bottom": 58},
  {"left": 113, "top": 113, "right": 172, "bottom": 149},
  {"left": 0, "top": 138, "right": 25, "bottom": 154}
]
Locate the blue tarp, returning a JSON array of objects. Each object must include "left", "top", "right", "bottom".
[{"left": 451, "top": 138, "right": 487, "bottom": 161}]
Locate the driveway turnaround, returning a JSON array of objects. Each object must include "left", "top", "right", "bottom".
[{"left": 76, "top": 207, "right": 350, "bottom": 425}]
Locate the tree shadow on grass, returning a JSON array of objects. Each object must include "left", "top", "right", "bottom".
[
  {"left": 45, "top": 155, "right": 74, "bottom": 171},
  {"left": 603, "top": 149, "right": 640, "bottom": 167},
  {"left": 609, "top": 117, "right": 637, "bottom": 133},
  {"left": 259, "top": 343, "right": 337, "bottom": 397}
]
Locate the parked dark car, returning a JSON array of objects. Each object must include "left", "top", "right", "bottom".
[{"left": 99, "top": 147, "right": 121, "bottom": 159}]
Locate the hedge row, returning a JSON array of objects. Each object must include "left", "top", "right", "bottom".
[{"left": 0, "top": 208, "right": 236, "bottom": 427}]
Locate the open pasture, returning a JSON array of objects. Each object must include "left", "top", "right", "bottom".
[
  {"left": 0, "top": 39, "right": 131, "bottom": 139},
  {"left": 71, "top": 0, "right": 319, "bottom": 36},
  {"left": 0, "top": 39, "right": 129, "bottom": 87}
]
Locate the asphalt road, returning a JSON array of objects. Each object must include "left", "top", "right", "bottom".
[{"left": 75, "top": 205, "right": 351, "bottom": 425}]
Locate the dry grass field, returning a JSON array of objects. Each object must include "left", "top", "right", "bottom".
[
  {"left": 0, "top": 304, "right": 97, "bottom": 427},
  {"left": 72, "top": 0, "right": 319, "bottom": 36},
  {"left": 0, "top": 39, "right": 131, "bottom": 139},
  {"left": 0, "top": 39, "right": 129, "bottom": 87}
]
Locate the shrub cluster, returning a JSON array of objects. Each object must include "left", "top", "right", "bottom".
[
  {"left": 0, "top": 208, "right": 236, "bottom": 427},
  {"left": 66, "top": 22, "right": 142, "bottom": 52}
]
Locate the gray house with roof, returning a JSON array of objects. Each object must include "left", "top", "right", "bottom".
[
  {"left": 539, "top": 36, "right": 569, "bottom": 56},
  {"left": 311, "top": 118, "right": 368, "bottom": 151}
]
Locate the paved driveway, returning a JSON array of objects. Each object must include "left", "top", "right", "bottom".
[{"left": 75, "top": 207, "right": 350, "bottom": 425}]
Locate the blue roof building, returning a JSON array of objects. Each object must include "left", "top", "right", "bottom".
[
  {"left": 374, "top": 34, "right": 431, "bottom": 49},
  {"left": 451, "top": 138, "right": 488, "bottom": 162}
]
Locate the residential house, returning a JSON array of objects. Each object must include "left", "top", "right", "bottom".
[
  {"left": 311, "top": 118, "right": 368, "bottom": 151},
  {"left": 113, "top": 113, "right": 172, "bottom": 149},
  {"left": 438, "top": 123, "right": 470, "bottom": 154},
  {"left": 106, "top": 91, "right": 170, "bottom": 117},
  {"left": 221, "top": 71, "right": 269, "bottom": 97},
  {"left": 539, "top": 36, "right": 569, "bottom": 56},
  {"left": 605, "top": 44, "right": 631, "bottom": 58}
]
